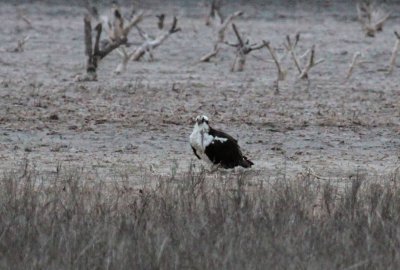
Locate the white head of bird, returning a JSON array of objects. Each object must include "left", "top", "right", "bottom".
[{"left": 194, "top": 115, "right": 210, "bottom": 132}]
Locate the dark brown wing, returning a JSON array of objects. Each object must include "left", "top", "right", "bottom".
[{"left": 205, "top": 127, "right": 253, "bottom": 168}]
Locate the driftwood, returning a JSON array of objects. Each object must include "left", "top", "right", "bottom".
[
  {"left": 226, "top": 24, "right": 265, "bottom": 72},
  {"left": 387, "top": 31, "right": 400, "bottom": 74},
  {"left": 357, "top": 1, "right": 390, "bottom": 37},
  {"left": 200, "top": 10, "right": 243, "bottom": 62}
]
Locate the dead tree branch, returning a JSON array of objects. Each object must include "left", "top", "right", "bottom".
[
  {"left": 284, "top": 33, "right": 324, "bottom": 80},
  {"left": 78, "top": 9, "right": 143, "bottom": 81},
  {"left": 128, "top": 16, "right": 180, "bottom": 63},
  {"left": 156, "top": 14, "right": 165, "bottom": 29},
  {"left": 387, "top": 31, "right": 400, "bottom": 74},
  {"left": 114, "top": 16, "right": 180, "bottom": 74},
  {"left": 284, "top": 33, "right": 302, "bottom": 74},
  {"left": 101, "top": 7, "right": 144, "bottom": 74},
  {"left": 263, "top": 40, "right": 287, "bottom": 81},
  {"left": 357, "top": 1, "right": 390, "bottom": 37},
  {"left": 205, "top": 0, "right": 224, "bottom": 26},
  {"left": 200, "top": 10, "right": 243, "bottom": 62},
  {"left": 346, "top": 51, "right": 362, "bottom": 80},
  {"left": 298, "top": 45, "right": 325, "bottom": 79},
  {"left": 227, "top": 23, "right": 265, "bottom": 72},
  {"left": 83, "top": 0, "right": 99, "bottom": 20}
]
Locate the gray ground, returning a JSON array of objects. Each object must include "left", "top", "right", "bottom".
[{"left": 1, "top": 2, "right": 400, "bottom": 183}]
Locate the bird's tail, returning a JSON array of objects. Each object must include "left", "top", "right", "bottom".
[{"left": 240, "top": 156, "right": 254, "bottom": 168}]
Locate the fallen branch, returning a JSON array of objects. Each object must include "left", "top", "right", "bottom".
[
  {"left": 346, "top": 51, "right": 362, "bottom": 80},
  {"left": 200, "top": 47, "right": 221, "bottom": 62},
  {"left": 387, "top": 31, "right": 400, "bottom": 74}
]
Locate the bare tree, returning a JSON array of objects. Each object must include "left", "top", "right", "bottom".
[
  {"left": 357, "top": 0, "right": 390, "bottom": 37},
  {"left": 226, "top": 24, "right": 265, "bottom": 72},
  {"left": 77, "top": 5, "right": 143, "bottom": 81},
  {"left": 284, "top": 33, "right": 324, "bottom": 80},
  {"left": 200, "top": 10, "right": 243, "bottom": 62}
]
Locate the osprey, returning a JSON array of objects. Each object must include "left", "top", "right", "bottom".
[{"left": 189, "top": 115, "right": 254, "bottom": 169}]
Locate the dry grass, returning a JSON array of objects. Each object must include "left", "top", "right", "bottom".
[{"left": 1, "top": 162, "right": 400, "bottom": 269}]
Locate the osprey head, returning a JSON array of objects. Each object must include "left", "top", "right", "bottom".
[
  {"left": 195, "top": 115, "right": 209, "bottom": 125},
  {"left": 194, "top": 115, "right": 210, "bottom": 133}
]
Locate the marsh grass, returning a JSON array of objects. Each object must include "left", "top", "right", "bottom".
[{"left": 1, "top": 162, "right": 400, "bottom": 269}]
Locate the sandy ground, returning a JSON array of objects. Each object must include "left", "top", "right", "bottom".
[{"left": 1, "top": 2, "right": 400, "bottom": 183}]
